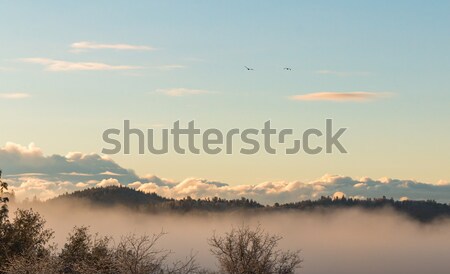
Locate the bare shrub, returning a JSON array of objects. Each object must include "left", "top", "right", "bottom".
[
  {"left": 208, "top": 225, "right": 302, "bottom": 274},
  {"left": 115, "top": 232, "right": 200, "bottom": 274}
]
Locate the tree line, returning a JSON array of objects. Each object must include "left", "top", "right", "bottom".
[{"left": 46, "top": 186, "right": 450, "bottom": 222}]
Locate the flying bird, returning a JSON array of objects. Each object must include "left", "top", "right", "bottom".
[
  {"left": 244, "top": 66, "right": 254, "bottom": 71},
  {"left": 284, "top": 67, "right": 292, "bottom": 71}
]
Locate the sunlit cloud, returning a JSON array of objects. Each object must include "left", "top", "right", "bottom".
[
  {"left": 96, "top": 178, "right": 121, "bottom": 187},
  {"left": 2, "top": 142, "right": 43, "bottom": 156},
  {"left": 0, "top": 93, "right": 31, "bottom": 99},
  {"left": 156, "top": 88, "right": 212, "bottom": 97},
  {"left": 135, "top": 175, "right": 450, "bottom": 205},
  {"left": 21, "top": 58, "right": 141, "bottom": 72},
  {"left": 70, "top": 41, "right": 155, "bottom": 52},
  {"left": 289, "top": 92, "right": 391, "bottom": 102},
  {"left": 75, "top": 182, "right": 89, "bottom": 188}
]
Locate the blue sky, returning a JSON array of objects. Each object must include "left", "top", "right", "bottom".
[{"left": 0, "top": 1, "right": 449, "bottom": 187}]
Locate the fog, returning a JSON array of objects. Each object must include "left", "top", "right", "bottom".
[{"left": 13, "top": 202, "right": 450, "bottom": 274}]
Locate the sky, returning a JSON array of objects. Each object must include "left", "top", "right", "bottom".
[{"left": 0, "top": 1, "right": 449, "bottom": 201}]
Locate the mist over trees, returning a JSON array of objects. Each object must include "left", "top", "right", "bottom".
[
  {"left": 0, "top": 175, "right": 302, "bottom": 273},
  {"left": 0, "top": 210, "right": 301, "bottom": 273},
  {"left": 0, "top": 210, "right": 203, "bottom": 274},
  {"left": 3, "top": 171, "right": 450, "bottom": 273}
]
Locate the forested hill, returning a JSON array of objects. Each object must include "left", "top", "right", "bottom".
[
  {"left": 51, "top": 186, "right": 169, "bottom": 207},
  {"left": 49, "top": 186, "right": 263, "bottom": 210},
  {"left": 278, "top": 196, "right": 450, "bottom": 222},
  {"left": 48, "top": 186, "right": 450, "bottom": 222}
]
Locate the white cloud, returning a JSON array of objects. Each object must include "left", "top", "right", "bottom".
[
  {"left": 0, "top": 93, "right": 31, "bottom": 99},
  {"left": 100, "top": 171, "right": 123, "bottom": 176},
  {"left": 21, "top": 58, "right": 140, "bottom": 71},
  {"left": 3, "top": 142, "right": 43, "bottom": 157},
  {"left": 156, "top": 88, "right": 212, "bottom": 97},
  {"left": 9, "top": 177, "right": 78, "bottom": 201},
  {"left": 96, "top": 178, "right": 121, "bottom": 187},
  {"left": 289, "top": 92, "right": 391, "bottom": 102},
  {"left": 60, "top": 172, "right": 93, "bottom": 176},
  {"left": 353, "top": 182, "right": 367, "bottom": 188},
  {"left": 128, "top": 181, "right": 143, "bottom": 189},
  {"left": 135, "top": 174, "right": 450, "bottom": 205},
  {"left": 70, "top": 41, "right": 155, "bottom": 52}
]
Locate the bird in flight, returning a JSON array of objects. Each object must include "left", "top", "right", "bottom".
[
  {"left": 284, "top": 67, "right": 292, "bottom": 71},
  {"left": 244, "top": 66, "right": 254, "bottom": 71}
]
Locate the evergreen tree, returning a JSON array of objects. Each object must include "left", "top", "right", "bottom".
[{"left": 0, "top": 170, "right": 9, "bottom": 223}]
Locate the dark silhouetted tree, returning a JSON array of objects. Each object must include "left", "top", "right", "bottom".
[
  {"left": 0, "top": 170, "right": 9, "bottom": 223},
  {"left": 60, "top": 226, "right": 118, "bottom": 274},
  {"left": 0, "top": 208, "right": 55, "bottom": 274}
]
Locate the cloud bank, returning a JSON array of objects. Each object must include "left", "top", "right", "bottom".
[
  {"left": 133, "top": 176, "right": 450, "bottom": 205},
  {"left": 2, "top": 142, "right": 449, "bottom": 203}
]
